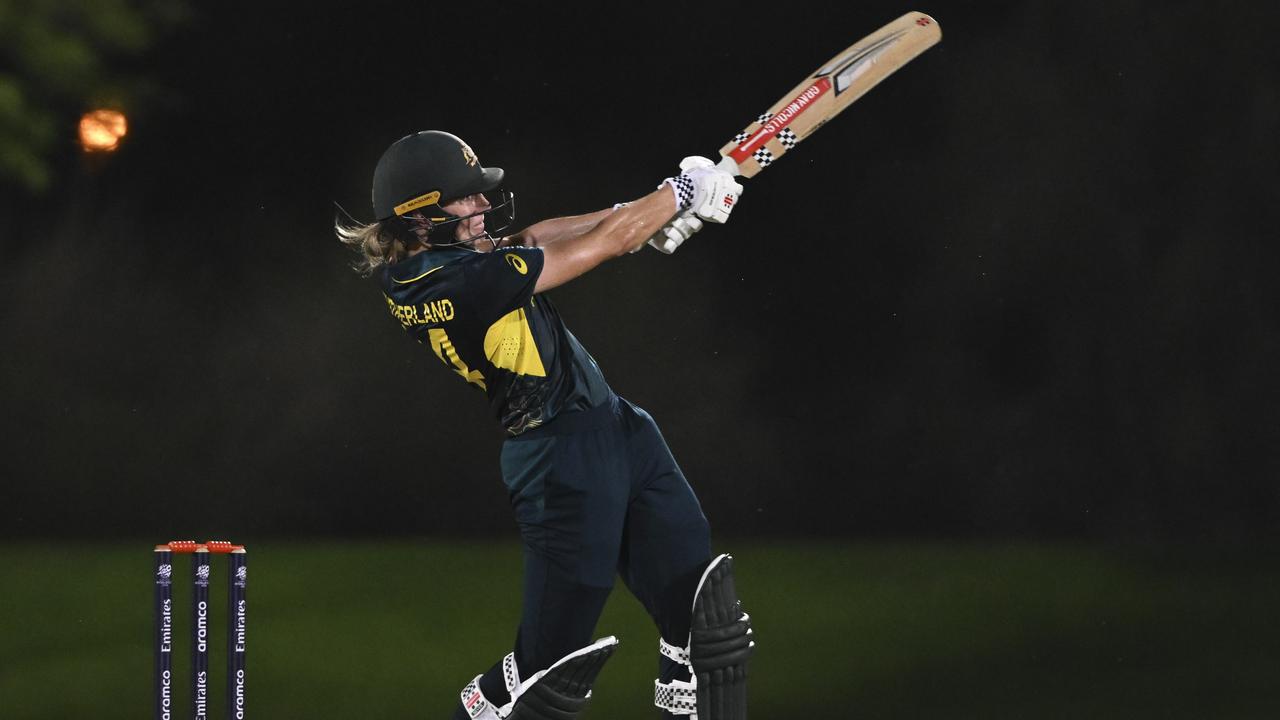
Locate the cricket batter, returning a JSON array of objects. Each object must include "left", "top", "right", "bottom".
[{"left": 336, "top": 130, "right": 755, "bottom": 719}]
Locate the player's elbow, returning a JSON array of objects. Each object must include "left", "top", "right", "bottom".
[{"left": 506, "top": 228, "right": 538, "bottom": 248}]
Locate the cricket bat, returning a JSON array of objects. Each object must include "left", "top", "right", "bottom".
[{"left": 715, "top": 10, "right": 941, "bottom": 178}]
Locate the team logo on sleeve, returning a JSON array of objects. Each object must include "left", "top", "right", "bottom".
[{"left": 504, "top": 253, "right": 528, "bottom": 274}]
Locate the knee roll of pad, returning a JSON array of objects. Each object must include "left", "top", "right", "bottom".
[{"left": 654, "top": 554, "right": 754, "bottom": 720}]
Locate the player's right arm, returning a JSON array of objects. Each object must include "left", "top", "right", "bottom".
[
  {"left": 533, "top": 185, "right": 675, "bottom": 293},
  {"left": 507, "top": 209, "right": 615, "bottom": 249},
  {"left": 532, "top": 162, "right": 743, "bottom": 293}
]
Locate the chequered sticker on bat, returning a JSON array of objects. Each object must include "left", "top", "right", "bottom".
[
  {"left": 730, "top": 113, "right": 776, "bottom": 149},
  {"left": 752, "top": 147, "right": 775, "bottom": 166},
  {"left": 777, "top": 128, "right": 798, "bottom": 148}
]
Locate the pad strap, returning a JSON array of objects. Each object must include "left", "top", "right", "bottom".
[
  {"left": 502, "top": 652, "right": 521, "bottom": 694},
  {"left": 659, "top": 638, "right": 691, "bottom": 667},
  {"left": 654, "top": 677, "right": 699, "bottom": 715},
  {"left": 460, "top": 675, "right": 499, "bottom": 720}
]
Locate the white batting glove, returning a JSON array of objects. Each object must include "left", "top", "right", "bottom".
[
  {"left": 652, "top": 157, "right": 714, "bottom": 252},
  {"left": 622, "top": 161, "right": 709, "bottom": 254},
  {"left": 664, "top": 156, "right": 743, "bottom": 224},
  {"left": 678, "top": 155, "right": 716, "bottom": 172},
  {"left": 647, "top": 212, "right": 704, "bottom": 254},
  {"left": 621, "top": 205, "right": 703, "bottom": 255}
]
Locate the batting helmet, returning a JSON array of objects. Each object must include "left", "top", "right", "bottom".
[{"left": 371, "top": 130, "right": 505, "bottom": 221}]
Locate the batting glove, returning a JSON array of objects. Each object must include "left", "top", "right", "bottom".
[
  {"left": 620, "top": 204, "right": 703, "bottom": 255},
  {"left": 664, "top": 155, "right": 743, "bottom": 224},
  {"left": 621, "top": 163, "right": 708, "bottom": 254},
  {"left": 648, "top": 212, "right": 704, "bottom": 254}
]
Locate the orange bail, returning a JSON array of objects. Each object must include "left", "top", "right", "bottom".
[
  {"left": 205, "top": 540, "right": 245, "bottom": 553},
  {"left": 164, "top": 540, "right": 244, "bottom": 553}
]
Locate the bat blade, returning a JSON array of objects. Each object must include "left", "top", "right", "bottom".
[{"left": 718, "top": 11, "right": 941, "bottom": 178}]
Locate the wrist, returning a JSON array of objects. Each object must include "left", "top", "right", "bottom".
[{"left": 662, "top": 175, "right": 695, "bottom": 212}]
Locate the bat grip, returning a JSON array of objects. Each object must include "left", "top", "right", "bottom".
[{"left": 716, "top": 155, "right": 742, "bottom": 177}]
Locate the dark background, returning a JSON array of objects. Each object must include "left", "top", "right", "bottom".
[{"left": 2, "top": 0, "right": 1277, "bottom": 544}]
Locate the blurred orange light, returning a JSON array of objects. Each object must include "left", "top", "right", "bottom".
[{"left": 79, "top": 109, "right": 128, "bottom": 152}]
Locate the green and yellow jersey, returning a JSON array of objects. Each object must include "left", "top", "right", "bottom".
[{"left": 379, "top": 246, "right": 612, "bottom": 435}]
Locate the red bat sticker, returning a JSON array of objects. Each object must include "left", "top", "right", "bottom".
[{"left": 728, "top": 77, "right": 832, "bottom": 164}]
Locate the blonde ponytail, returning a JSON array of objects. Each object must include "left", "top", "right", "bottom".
[{"left": 335, "top": 216, "right": 408, "bottom": 277}]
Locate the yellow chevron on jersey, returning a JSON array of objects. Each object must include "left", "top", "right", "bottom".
[
  {"left": 484, "top": 308, "right": 546, "bottom": 377},
  {"left": 429, "top": 327, "right": 486, "bottom": 389}
]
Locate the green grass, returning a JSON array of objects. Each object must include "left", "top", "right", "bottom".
[{"left": 1, "top": 540, "right": 1277, "bottom": 718}]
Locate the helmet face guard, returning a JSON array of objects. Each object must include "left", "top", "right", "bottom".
[{"left": 411, "top": 188, "right": 516, "bottom": 251}]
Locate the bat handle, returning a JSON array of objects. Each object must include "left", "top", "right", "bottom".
[{"left": 716, "top": 155, "right": 743, "bottom": 177}]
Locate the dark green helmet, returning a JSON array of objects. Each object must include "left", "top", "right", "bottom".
[{"left": 371, "top": 130, "right": 505, "bottom": 221}]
